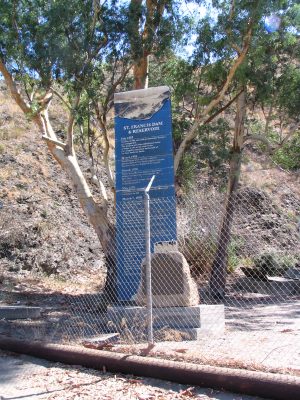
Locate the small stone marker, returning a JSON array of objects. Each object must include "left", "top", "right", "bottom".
[{"left": 134, "top": 251, "right": 199, "bottom": 307}]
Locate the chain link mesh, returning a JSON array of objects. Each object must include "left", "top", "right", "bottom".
[{"left": 1, "top": 183, "right": 299, "bottom": 381}]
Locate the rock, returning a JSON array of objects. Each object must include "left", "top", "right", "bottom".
[
  {"left": 93, "top": 259, "right": 104, "bottom": 269},
  {"left": 134, "top": 251, "right": 200, "bottom": 307},
  {"left": 285, "top": 267, "right": 300, "bottom": 280},
  {"left": 8, "top": 265, "right": 20, "bottom": 273}
]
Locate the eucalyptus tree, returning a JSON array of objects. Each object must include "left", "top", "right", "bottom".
[
  {"left": 245, "top": 3, "right": 300, "bottom": 157},
  {"left": 149, "top": 0, "right": 299, "bottom": 298},
  {"left": 1, "top": 0, "right": 298, "bottom": 302},
  {"left": 127, "top": 0, "right": 184, "bottom": 89},
  {"left": 0, "top": 0, "right": 189, "bottom": 301},
  {"left": 0, "top": 0, "right": 130, "bottom": 299},
  {"left": 209, "top": 1, "right": 300, "bottom": 299}
]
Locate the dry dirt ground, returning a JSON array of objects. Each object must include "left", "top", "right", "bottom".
[
  {"left": 0, "top": 277, "right": 299, "bottom": 377},
  {"left": 1, "top": 76, "right": 300, "bottom": 399},
  {"left": 0, "top": 350, "right": 266, "bottom": 400}
]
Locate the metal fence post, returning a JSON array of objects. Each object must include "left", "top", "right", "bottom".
[{"left": 144, "top": 175, "right": 155, "bottom": 345}]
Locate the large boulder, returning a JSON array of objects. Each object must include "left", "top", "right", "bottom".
[{"left": 134, "top": 251, "right": 200, "bottom": 307}]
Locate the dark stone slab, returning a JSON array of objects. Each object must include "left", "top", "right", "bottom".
[{"left": 0, "top": 306, "right": 42, "bottom": 320}]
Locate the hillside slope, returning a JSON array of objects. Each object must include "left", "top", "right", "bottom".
[
  {"left": 0, "top": 83, "right": 106, "bottom": 294},
  {"left": 0, "top": 82, "right": 299, "bottom": 297}
]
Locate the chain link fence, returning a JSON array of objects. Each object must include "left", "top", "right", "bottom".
[{"left": 1, "top": 183, "right": 299, "bottom": 382}]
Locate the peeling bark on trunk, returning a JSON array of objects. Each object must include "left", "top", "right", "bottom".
[
  {"left": 43, "top": 128, "right": 117, "bottom": 303},
  {"left": 209, "top": 90, "right": 246, "bottom": 299},
  {"left": 0, "top": 58, "right": 119, "bottom": 303},
  {"left": 133, "top": 56, "right": 149, "bottom": 90},
  {"left": 130, "top": 0, "right": 166, "bottom": 90}
]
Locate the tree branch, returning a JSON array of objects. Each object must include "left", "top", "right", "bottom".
[
  {"left": 66, "top": 93, "right": 81, "bottom": 156},
  {"left": 0, "top": 59, "right": 32, "bottom": 115},
  {"left": 93, "top": 105, "right": 115, "bottom": 190},
  {"left": 229, "top": 0, "right": 235, "bottom": 20},
  {"left": 233, "top": 89, "right": 246, "bottom": 151},
  {"left": 51, "top": 87, "right": 71, "bottom": 110},
  {"left": 231, "top": 43, "right": 243, "bottom": 55},
  {"left": 174, "top": 22, "right": 253, "bottom": 173},
  {"left": 245, "top": 123, "right": 299, "bottom": 155},
  {"left": 278, "top": 124, "right": 299, "bottom": 146},
  {"left": 36, "top": 91, "right": 53, "bottom": 112},
  {"left": 42, "top": 135, "right": 66, "bottom": 148},
  {"left": 244, "top": 134, "right": 272, "bottom": 153},
  {"left": 104, "top": 64, "right": 132, "bottom": 111},
  {"left": 89, "top": 157, "right": 109, "bottom": 203},
  {"left": 204, "top": 88, "right": 244, "bottom": 125}
]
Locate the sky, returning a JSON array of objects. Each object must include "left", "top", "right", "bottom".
[{"left": 178, "top": 1, "right": 218, "bottom": 57}]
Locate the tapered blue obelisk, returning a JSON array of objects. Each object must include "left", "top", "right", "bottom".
[{"left": 114, "top": 86, "right": 177, "bottom": 301}]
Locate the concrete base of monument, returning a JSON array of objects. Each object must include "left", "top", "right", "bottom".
[{"left": 107, "top": 304, "right": 225, "bottom": 340}]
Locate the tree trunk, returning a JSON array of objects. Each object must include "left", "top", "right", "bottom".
[
  {"left": 0, "top": 60, "right": 117, "bottom": 303},
  {"left": 209, "top": 90, "right": 246, "bottom": 299},
  {"left": 36, "top": 109, "right": 117, "bottom": 303},
  {"left": 173, "top": 24, "right": 253, "bottom": 174},
  {"left": 129, "top": 0, "right": 166, "bottom": 90},
  {"left": 45, "top": 132, "right": 117, "bottom": 302},
  {"left": 133, "top": 56, "right": 149, "bottom": 89}
]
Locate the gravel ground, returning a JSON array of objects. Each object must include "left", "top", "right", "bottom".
[
  {"left": 0, "top": 351, "right": 265, "bottom": 400},
  {"left": 111, "top": 300, "right": 300, "bottom": 376},
  {"left": 0, "top": 297, "right": 299, "bottom": 376},
  {"left": 116, "top": 330, "right": 299, "bottom": 377}
]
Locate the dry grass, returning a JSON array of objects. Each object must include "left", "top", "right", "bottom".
[
  {"left": 112, "top": 344, "right": 300, "bottom": 378},
  {"left": 241, "top": 154, "right": 300, "bottom": 198},
  {"left": 0, "top": 167, "right": 14, "bottom": 181}
]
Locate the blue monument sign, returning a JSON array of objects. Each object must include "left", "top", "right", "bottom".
[{"left": 114, "top": 86, "right": 177, "bottom": 301}]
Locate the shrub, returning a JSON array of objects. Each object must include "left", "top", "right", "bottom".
[
  {"left": 227, "top": 238, "right": 244, "bottom": 273},
  {"left": 180, "top": 235, "right": 243, "bottom": 279},
  {"left": 180, "top": 235, "right": 217, "bottom": 279},
  {"left": 252, "top": 252, "right": 297, "bottom": 278},
  {"left": 272, "top": 136, "right": 300, "bottom": 170}
]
